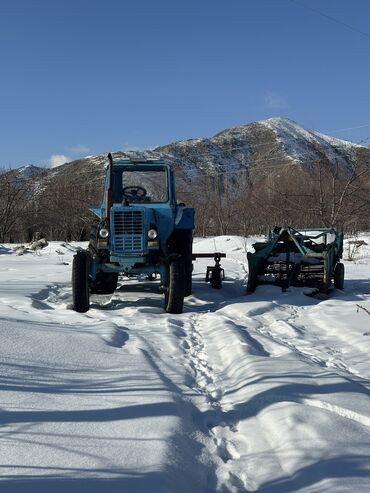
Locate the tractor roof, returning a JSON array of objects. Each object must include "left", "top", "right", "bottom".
[{"left": 111, "top": 157, "right": 168, "bottom": 166}]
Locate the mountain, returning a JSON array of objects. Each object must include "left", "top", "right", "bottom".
[
  {"left": 16, "top": 164, "right": 47, "bottom": 179},
  {"left": 156, "top": 117, "right": 367, "bottom": 179},
  {"left": 11, "top": 117, "right": 370, "bottom": 194},
  {"left": 4, "top": 117, "right": 370, "bottom": 241}
]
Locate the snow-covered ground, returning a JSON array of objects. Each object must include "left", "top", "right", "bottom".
[{"left": 1, "top": 236, "right": 370, "bottom": 492}]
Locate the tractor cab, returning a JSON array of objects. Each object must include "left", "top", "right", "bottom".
[{"left": 115, "top": 165, "right": 169, "bottom": 205}]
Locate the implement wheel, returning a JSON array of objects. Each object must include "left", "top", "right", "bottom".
[
  {"left": 72, "top": 251, "right": 90, "bottom": 313},
  {"left": 164, "top": 260, "right": 185, "bottom": 314},
  {"left": 246, "top": 269, "right": 258, "bottom": 293},
  {"left": 210, "top": 266, "right": 222, "bottom": 289},
  {"left": 334, "top": 262, "right": 345, "bottom": 290},
  {"left": 320, "top": 264, "right": 330, "bottom": 293}
]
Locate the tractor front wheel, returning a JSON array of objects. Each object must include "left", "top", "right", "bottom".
[
  {"left": 72, "top": 251, "right": 90, "bottom": 312},
  {"left": 164, "top": 260, "right": 185, "bottom": 314}
]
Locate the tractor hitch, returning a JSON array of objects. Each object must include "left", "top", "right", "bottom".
[{"left": 192, "top": 252, "right": 226, "bottom": 289}]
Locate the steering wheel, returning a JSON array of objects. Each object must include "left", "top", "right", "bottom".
[{"left": 122, "top": 186, "right": 147, "bottom": 201}]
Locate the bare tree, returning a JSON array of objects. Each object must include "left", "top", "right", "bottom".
[{"left": 0, "top": 168, "right": 39, "bottom": 242}]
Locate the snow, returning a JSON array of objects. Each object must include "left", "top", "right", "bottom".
[
  {"left": 1, "top": 236, "right": 370, "bottom": 492},
  {"left": 16, "top": 164, "right": 47, "bottom": 179},
  {"left": 260, "top": 117, "right": 365, "bottom": 166}
]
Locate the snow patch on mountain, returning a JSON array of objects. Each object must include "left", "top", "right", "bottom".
[
  {"left": 260, "top": 117, "right": 361, "bottom": 166},
  {"left": 16, "top": 164, "right": 47, "bottom": 179}
]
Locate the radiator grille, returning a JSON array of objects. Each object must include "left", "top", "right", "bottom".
[{"left": 113, "top": 210, "right": 144, "bottom": 253}]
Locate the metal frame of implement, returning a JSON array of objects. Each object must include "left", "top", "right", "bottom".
[{"left": 246, "top": 226, "right": 344, "bottom": 293}]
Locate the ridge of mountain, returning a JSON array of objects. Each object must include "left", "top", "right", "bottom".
[{"left": 13, "top": 118, "right": 370, "bottom": 192}]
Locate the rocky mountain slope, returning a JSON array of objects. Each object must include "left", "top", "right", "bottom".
[{"left": 15, "top": 117, "right": 370, "bottom": 193}]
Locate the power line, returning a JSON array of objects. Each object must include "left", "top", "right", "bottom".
[
  {"left": 325, "top": 123, "right": 370, "bottom": 134},
  {"left": 357, "top": 136, "right": 370, "bottom": 146},
  {"left": 290, "top": 0, "right": 370, "bottom": 40}
]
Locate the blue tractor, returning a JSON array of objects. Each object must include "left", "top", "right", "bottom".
[{"left": 72, "top": 153, "right": 195, "bottom": 314}]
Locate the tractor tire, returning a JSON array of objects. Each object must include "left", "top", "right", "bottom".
[
  {"left": 334, "top": 262, "right": 345, "bottom": 290},
  {"left": 164, "top": 260, "right": 185, "bottom": 314},
  {"left": 184, "top": 259, "right": 193, "bottom": 297},
  {"left": 90, "top": 272, "right": 118, "bottom": 294},
  {"left": 72, "top": 251, "right": 90, "bottom": 313},
  {"left": 168, "top": 230, "right": 193, "bottom": 297},
  {"left": 210, "top": 267, "right": 222, "bottom": 289}
]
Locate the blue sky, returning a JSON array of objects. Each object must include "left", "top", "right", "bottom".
[{"left": 0, "top": 0, "right": 369, "bottom": 168}]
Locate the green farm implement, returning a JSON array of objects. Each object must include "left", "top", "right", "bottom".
[{"left": 247, "top": 226, "right": 344, "bottom": 293}]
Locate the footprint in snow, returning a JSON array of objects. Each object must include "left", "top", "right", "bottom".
[
  {"left": 182, "top": 340, "right": 190, "bottom": 350},
  {"left": 99, "top": 325, "right": 129, "bottom": 348}
]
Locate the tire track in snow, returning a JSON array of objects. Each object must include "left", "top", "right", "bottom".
[
  {"left": 253, "top": 309, "right": 365, "bottom": 379},
  {"left": 203, "top": 296, "right": 370, "bottom": 490},
  {"left": 176, "top": 309, "right": 271, "bottom": 492},
  {"left": 301, "top": 398, "right": 370, "bottom": 428}
]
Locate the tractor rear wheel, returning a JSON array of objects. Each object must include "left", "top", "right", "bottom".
[
  {"left": 164, "top": 260, "right": 185, "bottom": 314},
  {"left": 168, "top": 230, "right": 193, "bottom": 296},
  {"left": 72, "top": 251, "right": 90, "bottom": 312},
  {"left": 334, "top": 262, "right": 345, "bottom": 290},
  {"left": 184, "top": 257, "right": 193, "bottom": 297}
]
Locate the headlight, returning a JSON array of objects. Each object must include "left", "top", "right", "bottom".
[
  {"left": 99, "top": 228, "right": 109, "bottom": 238},
  {"left": 148, "top": 229, "right": 158, "bottom": 240}
]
